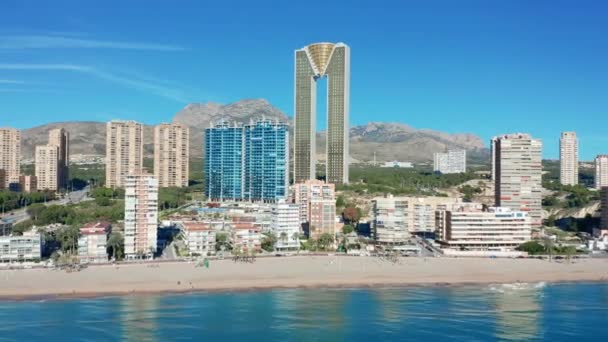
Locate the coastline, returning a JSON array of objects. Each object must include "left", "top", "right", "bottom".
[{"left": 1, "top": 256, "right": 607, "bottom": 301}]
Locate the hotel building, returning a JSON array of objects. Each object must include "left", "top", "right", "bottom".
[
  {"left": 492, "top": 133, "right": 543, "bottom": 227},
  {"left": 294, "top": 42, "right": 350, "bottom": 184},
  {"left": 595, "top": 155, "right": 608, "bottom": 190},
  {"left": 0, "top": 128, "right": 21, "bottom": 188},
  {"left": 154, "top": 123, "right": 190, "bottom": 188},
  {"left": 178, "top": 222, "right": 216, "bottom": 256},
  {"left": 231, "top": 223, "right": 261, "bottom": 253},
  {"left": 559, "top": 132, "right": 578, "bottom": 186},
  {"left": 124, "top": 172, "right": 158, "bottom": 258},
  {"left": 106, "top": 120, "right": 144, "bottom": 188},
  {"left": 436, "top": 206, "right": 531, "bottom": 252}
]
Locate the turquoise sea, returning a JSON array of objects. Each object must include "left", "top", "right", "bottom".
[{"left": 0, "top": 282, "right": 607, "bottom": 341}]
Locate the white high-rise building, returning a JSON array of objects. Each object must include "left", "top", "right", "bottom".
[
  {"left": 0, "top": 128, "right": 21, "bottom": 188},
  {"left": 559, "top": 132, "right": 578, "bottom": 186},
  {"left": 492, "top": 134, "right": 543, "bottom": 227},
  {"left": 433, "top": 150, "right": 467, "bottom": 174},
  {"left": 124, "top": 172, "right": 158, "bottom": 258},
  {"left": 35, "top": 145, "right": 59, "bottom": 191},
  {"left": 271, "top": 201, "right": 300, "bottom": 250},
  {"left": 595, "top": 155, "right": 608, "bottom": 190}
]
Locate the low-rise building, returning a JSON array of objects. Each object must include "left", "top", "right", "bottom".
[
  {"left": 271, "top": 201, "right": 300, "bottom": 250},
  {"left": 0, "top": 218, "right": 13, "bottom": 236},
  {"left": 179, "top": 222, "right": 217, "bottom": 256},
  {"left": 371, "top": 195, "right": 465, "bottom": 244},
  {"left": 0, "top": 231, "right": 42, "bottom": 262},
  {"left": 380, "top": 161, "right": 413, "bottom": 168},
  {"left": 78, "top": 222, "right": 111, "bottom": 263},
  {"left": 436, "top": 206, "right": 531, "bottom": 252},
  {"left": 231, "top": 223, "right": 261, "bottom": 253}
]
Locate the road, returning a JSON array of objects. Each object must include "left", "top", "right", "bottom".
[{"left": 1, "top": 186, "right": 92, "bottom": 223}]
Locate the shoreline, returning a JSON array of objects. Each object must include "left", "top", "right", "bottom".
[{"left": 1, "top": 256, "right": 607, "bottom": 301}]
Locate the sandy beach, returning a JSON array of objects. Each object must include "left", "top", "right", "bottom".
[{"left": 1, "top": 256, "right": 607, "bottom": 300}]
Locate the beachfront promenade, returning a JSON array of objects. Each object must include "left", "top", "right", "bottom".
[{"left": 1, "top": 256, "right": 607, "bottom": 300}]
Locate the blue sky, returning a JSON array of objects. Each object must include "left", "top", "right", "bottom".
[{"left": 0, "top": 0, "right": 606, "bottom": 160}]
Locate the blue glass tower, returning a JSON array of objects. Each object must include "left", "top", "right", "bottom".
[
  {"left": 243, "top": 120, "right": 289, "bottom": 202},
  {"left": 204, "top": 122, "right": 243, "bottom": 201}
]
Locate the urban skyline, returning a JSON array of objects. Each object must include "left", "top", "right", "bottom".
[{"left": 1, "top": 1, "right": 607, "bottom": 161}]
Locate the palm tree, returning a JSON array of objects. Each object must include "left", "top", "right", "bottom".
[{"left": 543, "top": 236, "right": 554, "bottom": 262}]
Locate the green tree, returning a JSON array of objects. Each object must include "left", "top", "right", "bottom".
[
  {"left": 215, "top": 232, "right": 232, "bottom": 252},
  {"left": 516, "top": 241, "right": 545, "bottom": 255},
  {"left": 261, "top": 232, "right": 277, "bottom": 252},
  {"left": 107, "top": 231, "right": 124, "bottom": 261},
  {"left": 56, "top": 225, "right": 80, "bottom": 255},
  {"left": 317, "top": 233, "right": 335, "bottom": 251},
  {"left": 342, "top": 224, "right": 355, "bottom": 235}
]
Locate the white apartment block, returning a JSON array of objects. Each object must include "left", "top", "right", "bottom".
[
  {"left": 0, "top": 218, "right": 13, "bottom": 236},
  {"left": 0, "top": 231, "right": 42, "bottom": 262},
  {"left": 436, "top": 206, "right": 531, "bottom": 251},
  {"left": 179, "top": 222, "right": 216, "bottom": 256},
  {"left": 0, "top": 128, "right": 21, "bottom": 188},
  {"left": 35, "top": 144, "right": 59, "bottom": 191},
  {"left": 559, "top": 132, "right": 578, "bottom": 186},
  {"left": 492, "top": 133, "right": 543, "bottom": 227},
  {"left": 372, "top": 195, "right": 465, "bottom": 244},
  {"left": 231, "top": 223, "right": 261, "bottom": 253},
  {"left": 106, "top": 120, "right": 144, "bottom": 188},
  {"left": 433, "top": 150, "right": 467, "bottom": 174},
  {"left": 271, "top": 201, "right": 300, "bottom": 250},
  {"left": 124, "top": 172, "right": 158, "bottom": 258},
  {"left": 78, "top": 222, "right": 110, "bottom": 263},
  {"left": 595, "top": 155, "right": 608, "bottom": 190},
  {"left": 154, "top": 123, "right": 190, "bottom": 188}
]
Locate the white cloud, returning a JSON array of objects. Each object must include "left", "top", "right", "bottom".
[
  {"left": 0, "top": 35, "right": 184, "bottom": 51},
  {"left": 0, "top": 63, "right": 191, "bottom": 102}
]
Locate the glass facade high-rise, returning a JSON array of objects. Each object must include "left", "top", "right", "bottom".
[
  {"left": 243, "top": 120, "right": 289, "bottom": 202},
  {"left": 204, "top": 122, "right": 244, "bottom": 201},
  {"left": 294, "top": 42, "right": 350, "bottom": 185}
]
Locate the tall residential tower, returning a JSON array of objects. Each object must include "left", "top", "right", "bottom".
[
  {"left": 559, "top": 132, "right": 578, "bottom": 186},
  {"left": 492, "top": 134, "right": 543, "bottom": 227},
  {"left": 105, "top": 120, "right": 144, "bottom": 188},
  {"left": 48, "top": 128, "right": 70, "bottom": 189},
  {"left": 595, "top": 155, "right": 608, "bottom": 190},
  {"left": 154, "top": 123, "right": 190, "bottom": 188},
  {"left": 294, "top": 42, "right": 350, "bottom": 184},
  {"left": 0, "top": 128, "right": 21, "bottom": 188}
]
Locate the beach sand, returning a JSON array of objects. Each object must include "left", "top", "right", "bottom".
[{"left": 1, "top": 256, "right": 607, "bottom": 300}]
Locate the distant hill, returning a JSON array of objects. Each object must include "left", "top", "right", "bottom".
[{"left": 21, "top": 99, "right": 489, "bottom": 163}]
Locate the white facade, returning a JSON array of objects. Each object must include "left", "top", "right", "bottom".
[
  {"left": 271, "top": 202, "right": 300, "bottom": 250},
  {"left": 595, "top": 155, "right": 608, "bottom": 190},
  {"left": 78, "top": 224, "right": 109, "bottom": 264},
  {"left": 0, "top": 231, "right": 42, "bottom": 262},
  {"left": 232, "top": 225, "right": 261, "bottom": 253},
  {"left": 436, "top": 207, "right": 532, "bottom": 251},
  {"left": 124, "top": 173, "right": 159, "bottom": 258},
  {"left": 559, "top": 132, "right": 578, "bottom": 186},
  {"left": 380, "top": 161, "right": 413, "bottom": 168},
  {"left": 179, "top": 222, "right": 216, "bottom": 256},
  {"left": 433, "top": 150, "right": 466, "bottom": 174}
]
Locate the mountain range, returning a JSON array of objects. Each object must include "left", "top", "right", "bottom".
[{"left": 21, "top": 99, "right": 488, "bottom": 163}]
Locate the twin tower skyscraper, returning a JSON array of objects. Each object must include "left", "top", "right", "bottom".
[{"left": 294, "top": 42, "right": 350, "bottom": 185}]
